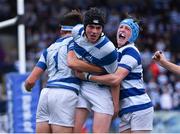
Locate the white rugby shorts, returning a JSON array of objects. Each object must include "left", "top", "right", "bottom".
[
  {"left": 36, "top": 88, "right": 78, "bottom": 127},
  {"left": 119, "top": 107, "right": 154, "bottom": 132},
  {"left": 77, "top": 82, "right": 114, "bottom": 115}
]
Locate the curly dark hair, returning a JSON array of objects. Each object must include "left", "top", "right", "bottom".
[{"left": 83, "top": 7, "right": 105, "bottom": 28}]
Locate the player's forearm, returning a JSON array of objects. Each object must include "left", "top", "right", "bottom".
[
  {"left": 160, "top": 59, "right": 180, "bottom": 75},
  {"left": 89, "top": 68, "right": 128, "bottom": 86},
  {"left": 90, "top": 74, "right": 119, "bottom": 86},
  {"left": 76, "top": 60, "right": 104, "bottom": 73},
  {"left": 67, "top": 51, "right": 104, "bottom": 73},
  {"left": 25, "top": 67, "right": 44, "bottom": 91},
  {"left": 68, "top": 59, "right": 104, "bottom": 73},
  {"left": 111, "top": 85, "right": 120, "bottom": 106}
]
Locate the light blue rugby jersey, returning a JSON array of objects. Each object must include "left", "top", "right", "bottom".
[
  {"left": 117, "top": 43, "right": 153, "bottom": 117},
  {"left": 71, "top": 24, "right": 118, "bottom": 74},
  {"left": 36, "top": 36, "right": 81, "bottom": 95}
]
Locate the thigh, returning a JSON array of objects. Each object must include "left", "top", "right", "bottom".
[
  {"left": 48, "top": 89, "right": 78, "bottom": 127},
  {"left": 73, "top": 108, "right": 89, "bottom": 133},
  {"left": 131, "top": 107, "right": 154, "bottom": 132},
  {"left": 51, "top": 124, "right": 73, "bottom": 133},
  {"left": 36, "top": 122, "right": 51, "bottom": 133},
  {"left": 91, "top": 89, "right": 114, "bottom": 115},
  {"left": 93, "top": 112, "right": 112, "bottom": 133}
]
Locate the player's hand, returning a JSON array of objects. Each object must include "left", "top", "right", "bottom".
[
  {"left": 24, "top": 80, "right": 34, "bottom": 92},
  {"left": 74, "top": 71, "right": 86, "bottom": 80},
  {"left": 152, "top": 51, "right": 163, "bottom": 61}
]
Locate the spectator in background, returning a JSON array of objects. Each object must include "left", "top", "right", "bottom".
[
  {"left": 160, "top": 87, "right": 173, "bottom": 110},
  {"left": 0, "top": 45, "right": 6, "bottom": 82},
  {"left": 146, "top": 78, "right": 161, "bottom": 110},
  {"left": 0, "top": 45, "right": 17, "bottom": 80}
]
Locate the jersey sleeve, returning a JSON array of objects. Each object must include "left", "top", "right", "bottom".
[
  {"left": 67, "top": 39, "right": 75, "bottom": 52},
  {"left": 36, "top": 49, "right": 47, "bottom": 71},
  {"left": 118, "top": 47, "right": 141, "bottom": 72}
]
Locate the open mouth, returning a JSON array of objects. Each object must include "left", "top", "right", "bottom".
[{"left": 119, "top": 33, "right": 126, "bottom": 39}]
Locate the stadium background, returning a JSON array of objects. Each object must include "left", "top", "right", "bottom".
[{"left": 0, "top": 0, "right": 180, "bottom": 133}]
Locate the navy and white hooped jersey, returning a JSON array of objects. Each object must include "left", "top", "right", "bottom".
[
  {"left": 36, "top": 36, "right": 81, "bottom": 95},
  {"left": 117, "top": 43, "right": 153, "bottom": 117},
  {"left": 71, "top": 24, "right": 118, "bottom": 74}
]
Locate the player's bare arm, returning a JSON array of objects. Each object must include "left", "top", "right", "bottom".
[
  {"left": 110, "top": 85, "right": 120, "bottom": 118},
  {"left": 85, "top": 67, "right": 129, "bottom": 86},
  {"left": 67, "top": 50, "right": 104, "bottom": 74},
  {"left": 25, "top": 67, "right": 44, "bottom": 91},
  {"left": 153, "top": 51, "right": 180, "bottom": 75}
]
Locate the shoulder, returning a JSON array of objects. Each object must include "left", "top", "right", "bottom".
[
  {"left": 55, "top": 36, "right": 73, "bottom": 44},
  {"left": 48, "top": 36, "right": 73, "bottom": 50},
  {"left": 72, "top": 24, "right": 84, "bottom": 39},
  {"left": 119, "top": 43, "right": 141, "bottom": 64},
  {"left": 96, "top": 36, "right": 115, "bottom": 50},
  {"left": 119, "top": 43, "right": 139, "bottom": 54}
]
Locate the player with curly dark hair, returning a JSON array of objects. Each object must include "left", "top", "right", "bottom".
[{"left": 67, "top": 7, "right": 119, "bottom": 133}]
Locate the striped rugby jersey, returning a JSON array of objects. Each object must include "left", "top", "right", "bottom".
[
  {"left": 36, "top": 36, "right": 81, "bottom": 95},
  {"left": 71, "top": 24, "right": 118, "bottom": 74},
  {"left": 117, "top": 43, "right": 153, "bottom": 117}
]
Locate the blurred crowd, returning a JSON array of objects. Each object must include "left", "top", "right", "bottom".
[{"left": 0, "top": 0, "right": 180, "bottom": 114}]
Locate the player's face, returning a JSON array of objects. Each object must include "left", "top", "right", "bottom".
[
  {"left": 85, "top": 24, "right": 103, "bottom": 43},
  {"left": 116, "top": 24, "right": 131, "bottom": 47}
]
